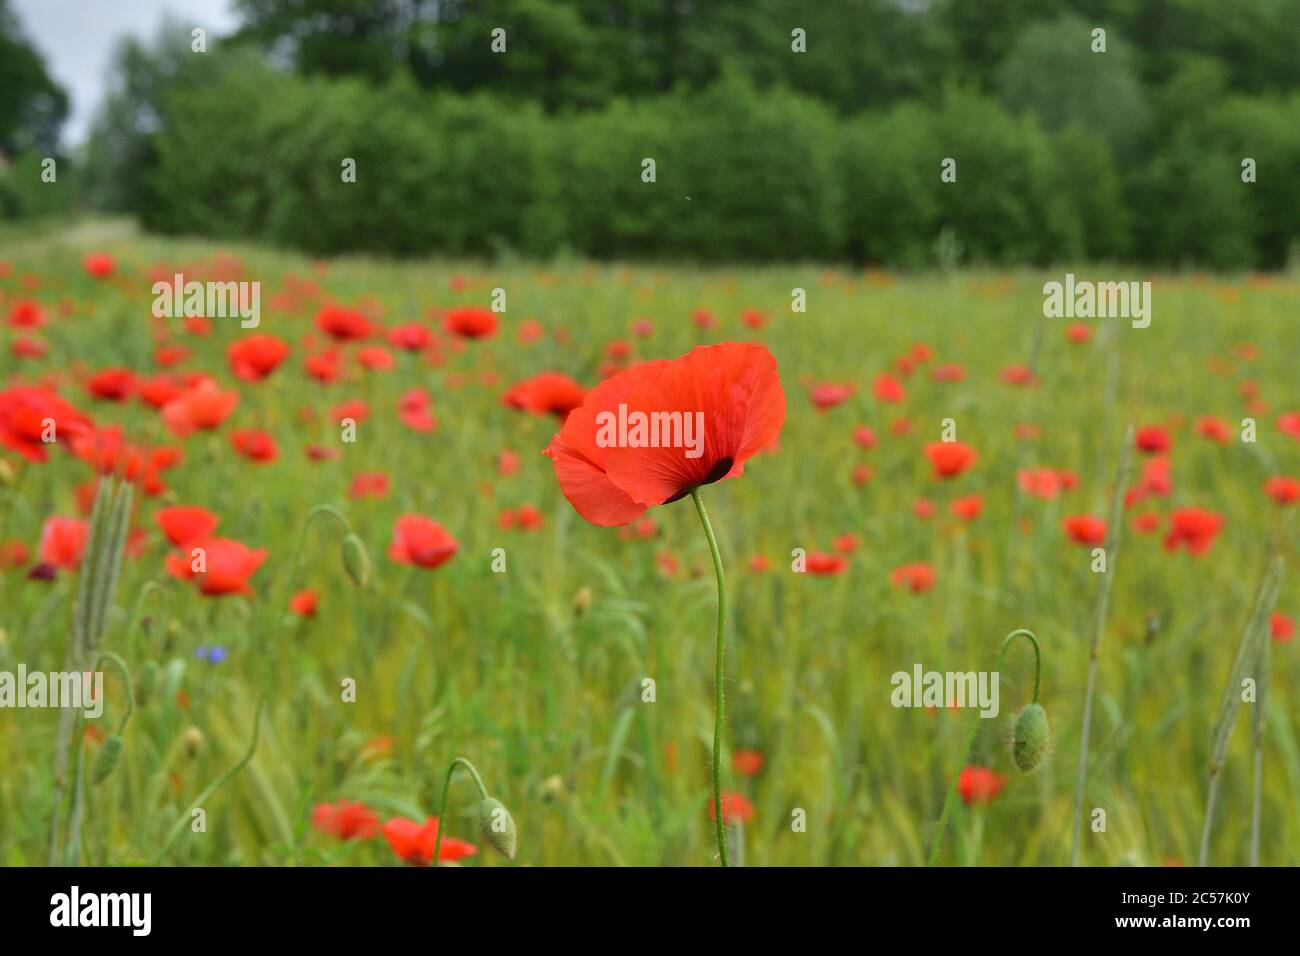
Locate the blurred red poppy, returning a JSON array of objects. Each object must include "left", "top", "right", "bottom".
[
  {"left": 40, "top": 517, "right": 89, "bottom": 570},
  {"left": 312, "top": 800, "right": 378, "bottom": 840},
  {"left": 502, "top": 372, "right": 586, "bottom": 419},
  {"left": 381, "top": 817, "right": 477, "bottom": 865},
  {"left": 155, "top": 505, "right": 220, "bottom": 547},
  {"left": 706, "top": 791, "right": 755, "bottom": 824},
  {"left": 165, "top": 538, "right": 267, "bottom": 596},
  {"left": 924, "top": 441, "right": 976, "bottom": 479},
  {"left": 1164, "top": 508, "right": 1223, "bottom": 556},
  {"left": 388, "top": 514, "right": 458, "bottom": 569},
  {"left": 227, "top": 334, "right": 290, "bottom": 382},
  {"left": 443, "top": 306, "right": 497, "bottom": 340},
  {"left": 1063, "top": 514, "right": 1107, "bottom": 546},
  {"left": 958, "top": 766, "right": 1006, "bottom": 805}
]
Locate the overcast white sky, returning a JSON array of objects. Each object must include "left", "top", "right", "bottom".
[{"left": 12, "top": 0, "right": 240, "bottom": 146}]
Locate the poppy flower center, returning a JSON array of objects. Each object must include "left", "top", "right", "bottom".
[{"left": 664, "top": 456, "right": 734, "bottom": 503}]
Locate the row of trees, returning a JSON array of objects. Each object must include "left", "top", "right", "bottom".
[{"left": 3, "top": 1, "right": 1300, "bottom": 267}]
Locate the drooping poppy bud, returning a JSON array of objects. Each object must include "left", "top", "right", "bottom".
[
  {"left": 93, "top": 735, "right": 124, "bottom": 784},
  {"left": 478, "top": 797, "right": 518, "bottom": 860},
  {"left": 341, "top": 533, "right": 371, "bottom": 588},
  {"left": 1012, "top": 703, "right": 1050, "bottom": 772}
]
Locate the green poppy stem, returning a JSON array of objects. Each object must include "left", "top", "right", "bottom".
[
  {"left": 927, "top": 628, "right": 1040, "bottom": 866},
  {"left": 691, "top": 488, "right": 729, "bottom": 867},
  {"left": 432, "top": 757, "right": 489, "bottom": 867}
]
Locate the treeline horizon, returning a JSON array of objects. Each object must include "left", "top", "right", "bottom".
[{"left": 3, "top": 1, "right": 1299, "bottom": 269}]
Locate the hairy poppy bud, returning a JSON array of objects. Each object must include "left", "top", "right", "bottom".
[
  {"left": 1012, "top": 703, "right": 1050, "bottom": 772},
  {"left": 478, "top": 797, "right": 518, "bottom": 860},
  {"left": 93, "top": 735, "right": 124, "bottom": 784},
  {"left": 341, "top": 533, "right": 371, "bottom": 588}
]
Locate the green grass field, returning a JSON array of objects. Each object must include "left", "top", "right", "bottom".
[{"left": 1, "top": 225, "right": 1297, "bottom": 866}]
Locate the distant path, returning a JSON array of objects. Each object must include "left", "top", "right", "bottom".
[{"left": 0, "top": 217, "right": 137, "bottom": 255}]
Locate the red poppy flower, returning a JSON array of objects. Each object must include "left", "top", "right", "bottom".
[
  {"left": 1136, "top": 425, "right": 1172, "bottom": 454},
  {"left": 162, "top": 379, "right": 239, "bottom": 437},
  {"left": 851, "top": 464, "right": 872, "bottom": 486},
  {"left": 443, "top": 307, "right": 497, "bottom": 340},
  {"left": 913, "top": 498, "right": 936, "bottom": 520},
  {"left": 806, "top": 551, "right": 847, "bottom": 575},
  {"left": 1278, "top": 412, "right": 1300, "bottom": 441},
  {"left": 924, "top": 441, "right": 977, "bottom": 480},
  {"left": 497, "top": 449, "right": 519, "bottom": 477},
  {"left": 1, "top": 539, "right": 30, "bottom": 570},
  {"left": 958, "top": 766, "right": 1006, "bottom": 805},
  {"left": 692, "top": 309, "right": 716, "bottom": 330},
  {"left": 543, "top": 342, "right": 785, "bottom": 527},
  {"left": 311, "top": 800, "right": 379, "bottom": 840},
  {"left": 11, "top": 335, "right": 47, "bottom": 359},
  {"left": 732, "top": 749, "right": 764, "bottom": 776},
  {"left": 229, "top": 429, "right": 278, "bottom": 463},
  {"left": 155, "top": 505, "right": 220, "bottom": 547},
  {"left": 1264, "top": 476, "right": 1300, "bottom": 505},
  {"left": 227, "top": 334, "right": 290, "bottom": 382},
  {"left": 381, "top": 817, "right": 477, "bottom": 865},
  {"left": 1063, "top": 514, "right": 1107, "bottom": 546},
  {"left": 1197, "top": 416, "right": 1232, "bottom": 444},
  {"left": 873, "top": 373, "right": 906, "bottom": 403},
  {"left": 290, "top": 589, "right": 318, "bottom": 617},
  {"left": 165, "top": 538, "right": 267, "bottom": 596},
  {"left": 1164, "top": 508, "right": 1223, "bottom": 556},
  {"left": 388, "top": 514, "right": 458, "bottom": 569},
  {"left": 40, "top": 517, "right": 89, "bottom": 570},
  {"left": 315, "top": 304, "right": 372, "bottom": 341},
  {"left": 86, "top": 368, "right": 136, "bottom": 402},
  {"left": 852, "top": 425, "right": 878, "bottom": 449},
  {"left": 502, "top": 372, "right": 586, "bottom": 419},
  {"left": 83, "top": 253, "right": 116, "bottom": 278},
  {"left": 0, "top": 386, "right": 94, "bottom": 462},
  {"left": 349, "top": 472, "right": 390, "bottom": 499},
  {"left": 1271, "top": 612, "right": 1295, "bottom": 644},
  {"left": 137, "top": 374, "right": 185, "bottom": 409},
  {"left": 7, "top": 299, "right": 46, "bottom": 329},
  {"left": 514, "top": 504, "right": 543, "bottom": 530},
  {"left": 706, "top": 791, "right": 755, "bottom": 824},
  {"left": 950, "top": 494, "right": 983, "bottom": 521},
  {"left": 1018, "top": 467, "right": 1061, "bottom": 499},
  {"left": 398, "top": 388, "right": 436, "bottom": 432},
  {"left": 1132, "top": 512, "right": 1161, "bottom": 535},
  {"left": 748, "top": 553, "right": 772, "bottom": 572},
  {"left": 932, "top": 363, "right": 966, "bottom": 383},
  {"left": 890, "top": 562, "right": 936, "bottom": 593},
  {"left": 305, "top": 348, "right": 344, "bottom": 383},
  {"left": 1000, "top": 365, "right": 1035, "bottom": 387},
  {"left": 1066, "top": 323, "right": 1092, "bottom": 344},
  {"left": 388, "top": 323, "right": 432, "bottom": 351},
  {"left": 357, "top": 345, "right": 395, "bottom": 371},
  {"left": 833, "top": 533, "right": 859, "bottom": 554},
  {"left": 810, "top": 382, "right": 854, "bottom": 411}
]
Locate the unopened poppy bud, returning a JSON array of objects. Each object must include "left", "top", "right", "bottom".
[
  {"left": 93, "top": 735, "right": 124, "bottom": 784},
  {"left": 181, "top": 726, "right": 204, "bottom": 759},
  {"left": 478, "top": 797, "right": 518, "bottom": 859},
  {"left": 1012, "top": 703, "right": 1050, "bottom": 773},
  {"left": 341, "top": 533, "right": 371, "bottom": 588},
  {"left": 572, "top": 586, "right": 593, "bottom": 616}
]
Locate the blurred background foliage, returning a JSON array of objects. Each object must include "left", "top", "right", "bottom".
[{"left": 2, "top": 0, "right": 1300, "bottom": 268}]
